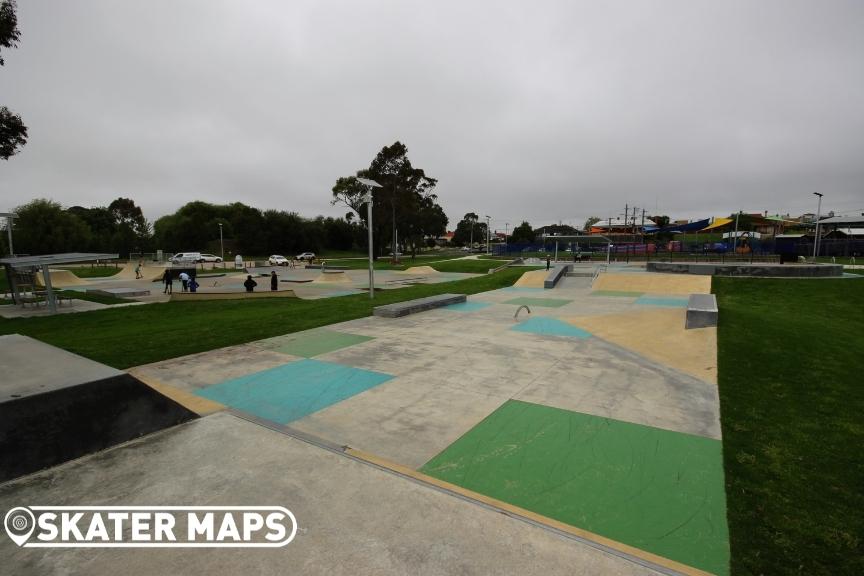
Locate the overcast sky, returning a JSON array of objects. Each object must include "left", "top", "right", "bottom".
[{"left": 2, "top": 0, "right": 863, "bottom": 232}]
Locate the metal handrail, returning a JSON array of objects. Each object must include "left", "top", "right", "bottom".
[{"left": 591, "top": 265, "right": 607, "bottom": 286}]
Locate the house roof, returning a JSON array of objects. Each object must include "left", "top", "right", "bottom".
[
  {"left": 827, "top": 228, "right": 864, "bottom": 236},
  {"left": 818, "top": 215, "right": 864, "bottom": 225}
]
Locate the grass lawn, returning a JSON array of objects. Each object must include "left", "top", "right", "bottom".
[
  {"left": 714, "top": 277, "right": 864, "bottom": 576},
  {"left": 0, "top": 267, "right": 527, "bottom": 369}
]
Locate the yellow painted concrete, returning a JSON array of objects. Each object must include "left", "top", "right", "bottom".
[
  {"left": 35, "top": 269, "right": 90, "bottom": 288},
  {"left": 593, "top": 272, "right": 710, "bottom": 295},
  {"left": 565, "top": 308, "right": 717, "bottom": 384},
  {"left": 311, "top": 271, "right": 354, "bottom": 284},
  {"left": 514, "top": 269, "right": 548, "bottom": 288},
  {"left": 399, "top": 266, "right": 439, "bottom": 275},
  {"left": 346, "top": 447, "right": 715, "bottom": 576},
  {"left": 169, "top": 289, "right": 296, "bottom": 301},
  {"left": 129, "top": 372, "right": 226, "bottom": 415}
]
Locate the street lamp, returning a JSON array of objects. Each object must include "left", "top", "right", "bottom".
[
  {"left": 813, "top": 192, "right": 823, "bottom": 260},
  {"left": 485, "top": 215, "right": 491, "bottom": 254},
  {"left": 0, "top": 212, "right": 15, "bottom": 256},
  {"left": 218, "top": 223, "right": 224, "bottom": 264},
  {"left": 357, "top": 177, "right": 382, "bottom": 299}
]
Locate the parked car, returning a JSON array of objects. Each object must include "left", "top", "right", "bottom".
[
  {"left": 296, "top": 252, "right": 316, "bottom": 262},
  {"left": 200, "top": 253, "right": 223, "bottom": 263},
  {"left": 268, "top": 255, "right": 289, "bottom": 266},
  {"left": 170, "top": 252, "right": 204, "bottom": 264}
]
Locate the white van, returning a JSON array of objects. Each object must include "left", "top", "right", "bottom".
[{"left": 169, "top": 252, "right": 203, "bottom": 264}]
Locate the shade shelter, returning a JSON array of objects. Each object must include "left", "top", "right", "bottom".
[{"left": 0, "top": 253, "right": 118, "bottom": 313}]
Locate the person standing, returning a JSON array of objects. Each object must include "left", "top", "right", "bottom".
[
  {"left": 135, "top": 260, "right": 143, "bottom": 279},
  {"left": 270, "top": 270, "right": 278, "bottom": 291},
  {"left": 162, "top": 269, "right": 173, "bottom": 294},
  {"left": 244, "top": 275, "right": 257, "bottom": 292},
  {"left": 179, "top": 271, "right": 190, "bottom": 292},
  {"left": 546, "top": 255, "right": 551, "bottom": 270}
]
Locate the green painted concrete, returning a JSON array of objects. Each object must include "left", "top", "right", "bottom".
[
  {"left": 421, "top": 400, "right": 729, "bottom": 575},
  {"left": 502, "top": 297, "right": 572, "bottom": 308},
  {"left": 269, "top": 329, "right": 374, "bottom": 357},
  {"left": 590, "top": 290, "right": 643, "bottom": 297}
]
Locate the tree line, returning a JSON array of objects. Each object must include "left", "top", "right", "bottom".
[{"left": 0, "top": 198, "right": 372, "bottom": 258}]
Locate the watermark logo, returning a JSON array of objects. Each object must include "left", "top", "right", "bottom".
[{"left": 4, "top": 506, "right": 297, "bottom": 548}]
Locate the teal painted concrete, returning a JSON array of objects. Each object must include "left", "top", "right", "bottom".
[
  {"left": 634, "top": 295, "right": 689, "bottom": 307},
  {"left": 444, "top": 301, "right": 493, "bottom": 312},
  {"left": 511, "top": 317, "right": 591, "bottom": 338},
  {"left": 196, "top": 359, "right": 393, "bottom": 424}
]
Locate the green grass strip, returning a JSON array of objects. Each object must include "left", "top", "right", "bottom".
[
  {"left": 714, "top": 277, "right": 864, "bottom": 576},
  {"left": 0, "top": 268, "right": 526, "bottom": 369}
]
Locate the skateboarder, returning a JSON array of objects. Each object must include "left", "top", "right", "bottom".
[{"left": 162, "top": 269, "right": 173, "bottom": 294}]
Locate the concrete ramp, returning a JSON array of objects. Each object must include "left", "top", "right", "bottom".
[
  {"left": 593, "top": 272, "right": 710, "bottom": 295},
  {"left": 312, "top": 271, "right": 354, "bottom": 284},
  {"left": 399, "top": 266, "right": 439, "bottom": 275},
  {"left": 513, "top": 269, "right": 547, "bottom": 288},
  {"left": 35, "top": 269, "right": 90, "bottom": 287},
  {"left": 0, "top": 334, "right": 198, "bottom": 482}
]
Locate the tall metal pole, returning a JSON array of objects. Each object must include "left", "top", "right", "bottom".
[
  {"left": 356, "top": 178, "right": 382, "bottom": 299},
  {"left": 813, "top": 192, "right": 823, "bottom": 260},
  {"left": 218, "top": 223, "right": 224, "bottom": 262},
  {"left": 733, "top": 212, "right": 740, "bottom": 254},
  {"left": 485, "top": 215, "right": 491, "bottom": 254},
  {"left": 367, "top": 196, "right": 375, "bottom": 298},
  {"left": 1, "top": 213, "right": 15, "bottom": 256}
]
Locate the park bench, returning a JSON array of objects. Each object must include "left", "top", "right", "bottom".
[
  {"left": 373, "top": 293, "right": 466, "bottom": 318},
  {"left": 685, "top": 294, "right": 718, "bottom": 329}
]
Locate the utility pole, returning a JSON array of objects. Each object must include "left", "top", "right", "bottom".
[
  {"left": 485, "top": 215, "right": 491, "bottom": 254},
  {"left": 733, "top": 211, "right": 741, "bottom": 254},
  {"left": 813, "top": 192, "right": 824, "bottom": 260},
  {"left": 640, "top": 209, "right": 646, "bottom": 245}
]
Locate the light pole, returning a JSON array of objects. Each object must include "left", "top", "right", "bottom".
[
  {"left": 732, "top": 211, "right": 741, "bottom": 254},
  {"left": 485, "top": 215, "right": 491, "bottom": 254},
  {"left": 0, "top": 212, "right": 15, "bottom": 256},
  {"left": 813, "top": 192, "right": 823, "bottom": 260},
  {"left": 218, "top": 223, "right": 224, "bottom": 263},
  {"left": 357, "top": 178, "right": 382, "bottom": 299},
  {"left": 505, "top": 222, "right": 509, "bottom": 254}
]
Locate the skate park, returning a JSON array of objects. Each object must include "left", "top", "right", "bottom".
[
  {"left": 1, "top": 264, "right": 731, "bottom": 576},
  {"left": 0, "top": 256, "right": 485, "bottom": 315}
]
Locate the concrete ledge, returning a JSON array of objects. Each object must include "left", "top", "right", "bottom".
[
  {"left": 686, "top": 294, "right": 718, "bottom": 329},
  {"left": 87, "top": 287, "right": 151, "bottom": 298},
  {"left": 544, "top": 264, "right": 572, "bottom": 289},
  {"left": 373, "top": 293, "right": 466, "bottom": 317},
  {"left": 170, "top": 290, "right": 296, "bottom": 301},
  {"left": 647, "top": 261, "right": 843, "bottom": 277},
  {"left": 305, "top": 264, "right": 349, "bottom": 270}
]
